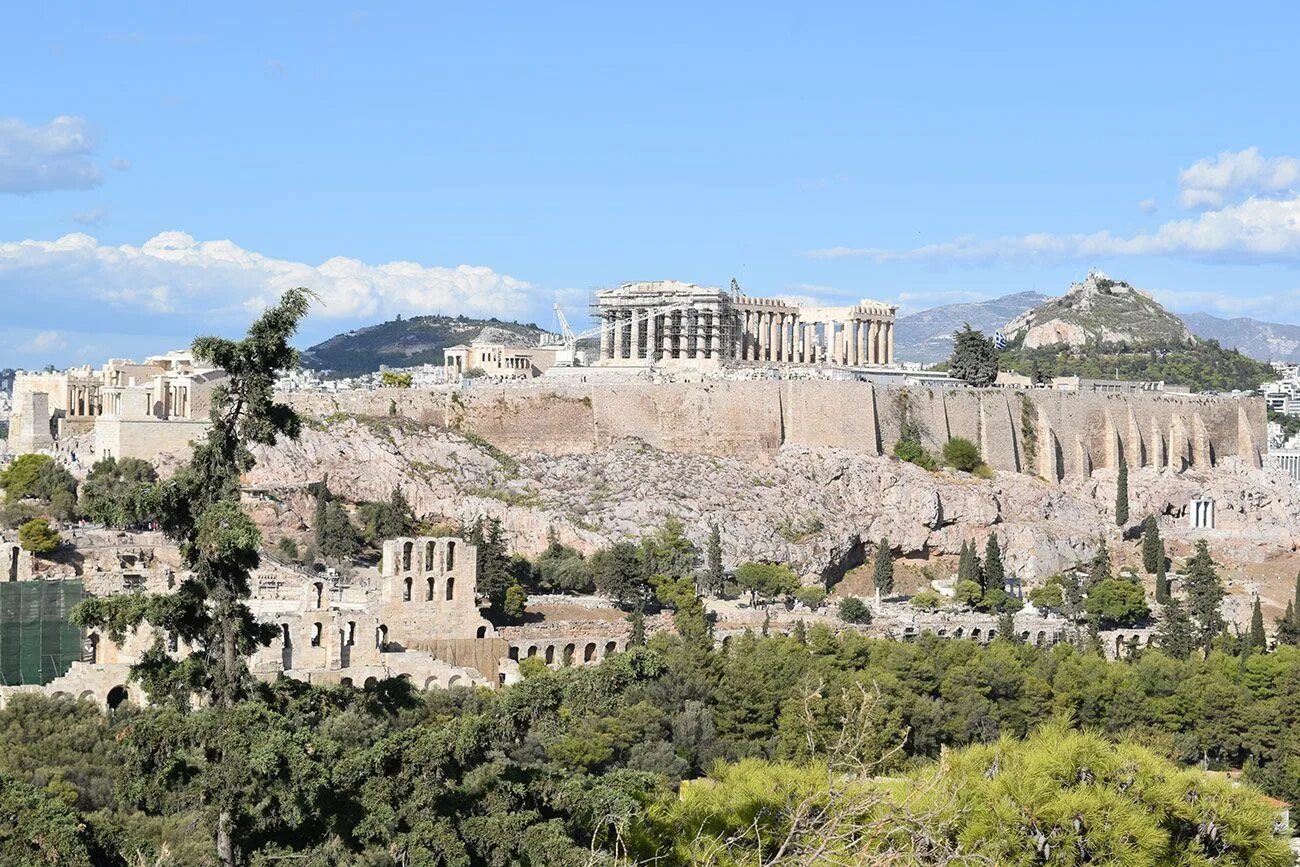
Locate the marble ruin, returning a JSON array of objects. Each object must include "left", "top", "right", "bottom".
[
  {"left": 6, "top": 350, "right": 225, "bottom": 459},
  {"left": 594, "top": 280, "right": 897, "bottom": 369}
]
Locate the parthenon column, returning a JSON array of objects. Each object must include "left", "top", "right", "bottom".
[
  {"left": 847, "top": 322, "right": 858, "bottom": 366},
  {"left": 766, "top": 313, "right": 776, "bottom": 362},
  {"left": 695, "top": 310, "right": 708, "bottom": 360},
  {"left": 710, "top": 307, "right": 722, "bottom": 358},
  {"left": 785, "top": 316, "right": 795, "bottom": 361},
  {"left": 600, "top": 313, "right": 611, "bottom": 360},
  {"left": 630, "top": 308, "right": 643, "bottom": 360},
  {"left": 646, "top": 310, "right": 658, "bottom": 362},
  {"left": 757, "top": 312, "right": 768, "bottom": 361},
  {"left": 662, "top": 313, "right": 673, "bottom": 358}
]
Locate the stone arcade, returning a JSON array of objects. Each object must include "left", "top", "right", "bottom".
[{"left": 594, "top": 280, "right": 898, "bottom": 369}]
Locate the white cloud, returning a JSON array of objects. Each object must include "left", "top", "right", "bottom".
[
  {"left": 808, "top": 150, "right": 1300, "bottom": 265},
  {"left": 0, "top": 116, "right": 104, "bottom": 194},
  {"left": 1178, "top": 147, "right": 1300, "bottom": 209},
  {"left": 0, "top": 230, "right": 535, "bottom": 322},
  {"left": 1138, "top": 198, "right": 1158, "bottom": 215},
  {"left": 18, "top": 330, "right": 68, "bottom": 354}
]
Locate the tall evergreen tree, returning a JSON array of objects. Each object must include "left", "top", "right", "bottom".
[
  {"left": 957, "top": 541, "right": 973, "bottom": 584},
  {"left": 1183, "top": 540, "right": 1225, "bottom": 656},
  {"left": 983, "top": 534, "right": 1005, "bottom": 594},
  {"left": 1248, "top": 597, "right": 1267, "bottom": 653},
  {"left": 1157, "top": 596, "right": 1196, "bottom": 660},
  {"left": 1114, "top": 459, "right": 1129, "bottom": 525},
  {"left": 948, "top": 324, "right": 999, "bottom": 387},
  {"left": 1278, "top": 570, "right": 1300, "bottom": 646},
  {"left": 1154, "top": 559, "right": 1169, "bottom": 604},
  {"left": 706, "top": 522, "right": 724, "bottom": 596},
  {"left": 1141, "top": 515, "right": 1163, "bottom": 574},
  {"left": 1087, "top": 539, "right": 1112, "bottom": 590},
  {"left": 872, "top": 537, "right": 894, "bottom": 600},
  {"left": 74, "top": 289, "right": 311, "bottom": 865}
]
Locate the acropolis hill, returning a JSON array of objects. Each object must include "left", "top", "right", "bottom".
[{"left": 286, "top": 379, "right": 1264, "bottom": 478}]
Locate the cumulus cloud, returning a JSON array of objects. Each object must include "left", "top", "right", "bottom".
[
  {"left": 808, "top": 148, "right": 1300, "bottom": 265},
  {"left": 1178, "top": 147, "right": 1300, "bottom": 209},
  {"left": 0, "top": 116, "right": 104, "bottom": 194},
  {"left": 0, "top": 231, "right": 535, "bottom": 323}
]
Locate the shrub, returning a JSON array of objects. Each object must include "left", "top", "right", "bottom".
[
  {"left": 943, "top": 437, "right": 983, "bottom": 472},
  {"left": 910, "top": 590, "right": 942, "bottom": 611},
  {"left": 955, "top": 579, "right": 983, "bottom": 608},
  {"left": 838, "top": 596, "right": 872, "bottom": 624},
  {"left": 971, "top": 463, "right": 995, "bottom": 480},
  {"left": 18, "top": 518, "right": 60, "bottom": 555},
  {"left": 893, "top": 440, "right": 937, "bottom": 470},
  {"left": 794, "top": 586, "right": 827, "bottom": 609}
]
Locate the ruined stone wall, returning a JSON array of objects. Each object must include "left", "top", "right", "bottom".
[{"left": 285, "top": 382, "right": 1265, "bottom": 477}]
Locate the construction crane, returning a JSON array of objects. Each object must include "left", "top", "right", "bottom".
[{"left": 551, "top": 303, "right": 580, "bottom": 366}]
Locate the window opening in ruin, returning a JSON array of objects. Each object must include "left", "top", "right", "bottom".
[
  {"left": 106, "top": 685, "right": 129, "bottom": 712},
  {"left": 545, "top": 646, "right": 555, "bottom": 664},
  {"left": 446, "top": 541, "right": 455, "bottom": 571},
  {"left": 282, "top": 623, "right": 291, "bottom": 646},
  {"left": 346, "top": 622, "right": 355, "bottom": 646},
  {"left": 311, "top": 622, "right": 322, "bottom": 647},
  {"left": 314, "top": 582, "right": 324, "bottom": 608},
  {"left": 377, "top": 625, "right": 388, "bottom": 649},
  {"left": 476, "top": 626, "right": 487, "bottom": 638},
  {"left": 403, "top": 577, "right": 412, "bottom": 602},
  {"left": 426, "top": 577, "right": 434, "bottom": 601},
  {"left": 445, "top": 576, "right": 454, "bottom": 601},
  {"left": 584, "top": 642, "right": 596, "bottom": 662},
  {"left": 87, "top": 633, "right": 99, "bottom": 664},
  {"left": 425, "top": 541, "right": 435, "bottom": 571},
  {"left": 402, "top": 542, "right": 413, "bottom": 572}
]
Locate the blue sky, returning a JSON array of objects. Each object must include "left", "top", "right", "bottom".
[{"left": 5, "top": 1, "right": 1300, "bottom": 368}]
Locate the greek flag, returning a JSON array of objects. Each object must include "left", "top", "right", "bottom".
[{"left": 993, "top": 331, "right": 1007, "bottom": 350}]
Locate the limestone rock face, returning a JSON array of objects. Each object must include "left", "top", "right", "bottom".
[
  {"left": 246, "top": 417, "right": 1300, "bottom": 587},
  {"left": 1001, "top": 271, "right": 1194, "bottom": 349}
]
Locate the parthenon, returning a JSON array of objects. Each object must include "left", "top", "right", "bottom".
[{"left": 594, "top": 280, "right": 897, "bottom": 369}]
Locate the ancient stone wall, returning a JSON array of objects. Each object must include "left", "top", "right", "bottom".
[{"left": 285, "top": 382, "right": 1265, "bottom": 478}]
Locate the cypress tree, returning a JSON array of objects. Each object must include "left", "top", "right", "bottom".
[
  {"left": 1141, "top": 516, "right": 1163, "bottom": 574},
  {"left": 1115, "top": 459, "right": 1129, "bottom": 526},
  {"left": 1278, "top": 600, "right": 1299, "bottom": 646},
  {"left": 872, "top": 537, "right": 894, "bottom": 599},
  {"left": 957, "top": 541, "right": 974, "bottom": 584},
  {"left": 984, "top": 534, "right": 1005, "bottom": 594},
  {"left": 1155, "top": 559, "right": 1169, "bottom": 604},
  {"left": 1248, "top": 597, "right": 1267, "bottom": 652},
  {"left": 706, "top": 523, "right": 724, "bottom": 596},
  {"left": 1183, "top": 540, "right": 1224, "bottom": 656},
  {"left": 1087, "top": 539, "right": 1112, "bottom": 590}
]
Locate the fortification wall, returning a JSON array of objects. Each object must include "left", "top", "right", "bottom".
[{"left": 285, "top": 382, "right": 1264, "bottom": 477}]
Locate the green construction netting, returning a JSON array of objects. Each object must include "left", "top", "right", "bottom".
[{"left": 0, "top": 581, "right": 84, "bottom": 686}]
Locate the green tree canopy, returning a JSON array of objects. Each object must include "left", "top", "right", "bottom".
[
  {"left": 734, "top": 562, "right": 799, "bottom": 609},
  {"left": 18, "top": 517, "right": 60, "bottom": 554},
  {"left": 948, "top": 324, "right": 999, "bottom": 386}
]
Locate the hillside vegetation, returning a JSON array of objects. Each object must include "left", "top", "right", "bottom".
[
  {"left": 301, "top": 314, "right": 552, "bottom": 376},
  {"left": 999, "top": 338, "right": 1274, "bottom": 392}
]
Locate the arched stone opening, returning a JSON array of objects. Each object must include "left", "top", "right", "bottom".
[
  {"left": 425, "top": 541, "right": 435, "bottom": 572},
  {"left": 106, "top": 685, "right": 129, "bottom": 712},
  {"left": 310, "top": 622, "right": 323, "bottom": 647},
  {"left": 426, "top": 577, "right": 435, "bottom": 602},
  {"left": 79, "top": 690, "right": 96, "bottom": 704},
  {"left": 605, "top": 641, "right": 617, "bottom": 656},
  {"left": 363, "top": 677, "right": 379, "bottom": 689},
  {"left": 526, "top": 645, "right": 537, "bottom": 658},
  {"left": 446, "top": 541, "right": 456, "bottom": 571},
  {"left": 402, "top": 542, "right": 413, "bottom": 572},
  {"left": 424, "top": 676, "right": 438, "bottom": 690},
  {"left": 340, "top": 677, "right": 354, "bottom": 688},
  {"left": 377, "top": 624, "right": 388, "bottom": 649},
  {"left": 476, "top": 626, "right": 487, "bottom": 638},
  {"left": 508, "top": 646, "right": 519, "bottom": 661},
  {"left": 1036, "top": 631, "right": 1046, "bottom": 646},
  {"left": 448, "top": 675, "right": 463, "bottom": 688},
  {"left": 445, "top": 576, "right": 455, "bottom": 601},
  {"left": 584, "top": 642, "right": 596, "bottom": 663},
  {"left": 545, "top": 645, "right": 555, "bottom": 664},
  {"left": 403, "top": 577, "right": 412, "bottom": 602},
  {"left": 563, "top": 643, "right": 575, "bottom": 665},
  {"left": 313, "top": 582, "right": 324, "bottom": 609},
  {"left": 87, "top": 633, "right": 100, "bottom": 664}
]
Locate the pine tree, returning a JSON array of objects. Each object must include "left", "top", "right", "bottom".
[
  {"left": 1183, "top": 540, "right": 1224, "bottom": 656},
  {"left": 872, "top": 537, "right": 894, "bottom": 600},
  {"left": 1157, "top": 596, "right": 1196, "bottom": 660},
  {"left": 949, "top": 325, "right": 999, "bottom": 387},
  {"left": 706, "top": 523, "right": 724, "bottom": 596},
  {"left": 997, "top": 609, "right": 1018, "bottom": 643},
  {"left": 1115, "top": 459, "right": 1129, "bottom": 526},
  {"left": 1248, "top": 597, "right": 1267, "bottom": 652},
  {"left": 627, "top": 607, "right": 646, "bottom": 646},
  {"left": 984, "top": 534, "right": 1005, "bottom": 594},
  {"left": 73, "top": 289, "right": 312, "bottom": 865},
  {"left": 1141, "top": 516, "right": 1163, "bottom": 574}
]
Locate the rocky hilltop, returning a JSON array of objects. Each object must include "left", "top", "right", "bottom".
[
  {"left": 301, "top": 314, "right": 554, "bottom": 376},
  {"left": 243, "top": 414, "right": 1300, "bottom": 588},
  {"left": 1001, "top": 271, "right": 1193, "bottom": 349}
]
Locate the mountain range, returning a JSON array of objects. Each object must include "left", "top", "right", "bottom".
[{"left": 895, "top": 288, "right": 1300, "bottom": 364}]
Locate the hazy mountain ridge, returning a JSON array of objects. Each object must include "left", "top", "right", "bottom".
[{"left": 893, "top": 291, "right": 1048, "bottom": 362}]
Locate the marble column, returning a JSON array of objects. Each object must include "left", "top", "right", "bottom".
[
  {"left": 886, "top": 321, "right": 894, "bottom": 365},
  {"left": 662, "top": 313, "right": 673, "bottom": 358},
  {"left": 868, "top": 320, "right": 880, "bottom": 365},
  {"left": 847, "top": 322, "right": 858, "bottom": 366},
  {"left": 758, "top": 312, "right": 769, "bottom": 362},
  {"left": 646, "top": 310, "right": 658, "bottom": 362},
  {"left": 711, "top": 307, "right": 722, "bottom": 358},
  {"left": 856, "top": 320, "right": 866, "bottom": 366},
  {"left": 630, "top": 308, "right": 643, "bottom": 360},
  {"left": 600, "top": 314, "right": 611, "bottom": 360},
  {"left": 773, "top": 314, "right": 784, "bottom": 362},
  {"left": 785, "top": 316, "right": 795, "bottom": 361}
]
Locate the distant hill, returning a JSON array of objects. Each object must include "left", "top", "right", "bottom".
[
  {"left": 301, "top": 315, "right": 554, "bottom": 377},
  {"left": 894, "top": 291, "right": 1047, "bottom": 363},
  {"left": 1000, "top": 271, "right": 1192, "bottom": 349},
  {"left": 1179, "top": 312, "right": 1300, "bottom": 363},
  {"left": 993, "top": 273, "right": 1273, "bottom": 393}
]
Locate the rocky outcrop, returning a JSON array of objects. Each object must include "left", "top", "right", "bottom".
[
  {"left": 1001, "top": 271, "right": 1193, "bottom": 349},
  {"left": 246, "top": 416, "right": 1300, "bottom": 586}
]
